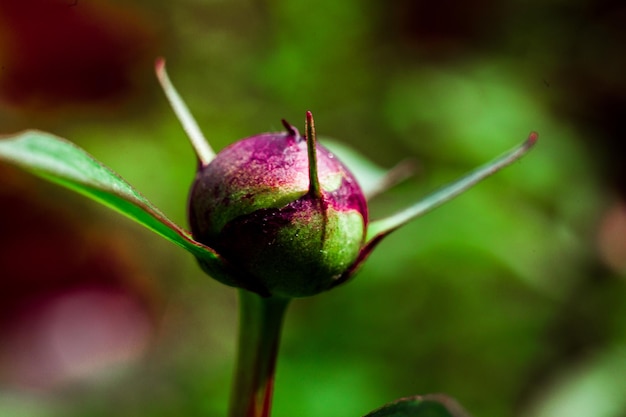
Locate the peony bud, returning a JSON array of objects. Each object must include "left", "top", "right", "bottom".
[
  {"left": 0, "top": 58, "right": 537, "bottom": 303},
  {"left": 154, "top": 59, "right": 537, "bottom": 300},
  {"left": 188, "top": 115, "right": 368, "bottom": 298}
]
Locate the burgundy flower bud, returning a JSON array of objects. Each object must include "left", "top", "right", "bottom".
[
  {"left": 188, "top": 117, "right": 368, "bottom": 298},
  {"left": 0, "top": 59, "right": 538, "bottom": 305},
  {"left": 152, "top": 59, "right": 536, "bottom": 299}
]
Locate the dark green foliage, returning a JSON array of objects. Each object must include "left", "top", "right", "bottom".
[{"left": 365, "top": 395, "right": 470, "bottom": 417}]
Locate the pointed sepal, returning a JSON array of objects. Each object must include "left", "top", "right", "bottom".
[
  {"left": 331, "top": 132, "right": 538, "bottom": 289},
  {"left": 367, "top": 132, "right": 538, "bottom": 242},
  {"left": 305, "top": 111, "right": 322, "bottom": 199},
  {"left": 155, "top": 58, "right": 215, "bottom": 167}
]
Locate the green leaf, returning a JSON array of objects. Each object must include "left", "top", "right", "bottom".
[
  {"left": 0, "top": 130, "right": 219, "bottom": 263},
  {"left": 364, "top": 395, "right": 471, "bottom": 417}
]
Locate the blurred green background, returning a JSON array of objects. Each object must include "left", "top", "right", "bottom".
[{"left": 1, "top": 0, "right": 625, "bottom": 416}]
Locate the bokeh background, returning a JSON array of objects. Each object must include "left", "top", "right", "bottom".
[{"left": 1, "top": 0, "right": 625, "bottom": 416}]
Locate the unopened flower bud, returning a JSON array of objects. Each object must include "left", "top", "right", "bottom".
[{"left": 188, "top": 116, "right": 368, "bottom": 298}]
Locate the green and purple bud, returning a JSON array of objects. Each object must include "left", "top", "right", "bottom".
[
  {"left": 0, "top": 58, "right": 538, "bottom": 417},
  {"left": 188, "top": 114, "right": 368, "bottom": 297},
  {"left": 155, "top": 59, "right": 538, "bottom": 299},
  {"left": 0, "top": 59, "right": 537, "bottom": 301}
]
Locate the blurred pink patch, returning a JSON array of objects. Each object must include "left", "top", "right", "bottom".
[
  {"left": 0, "top": 166, "right": 159, "bottom": 390},
  {"left": 1, "top": 288, "right": 152, "bottom": 390},
  {"left": 597, "top": 201, "right": 626, "bottom": 275}
]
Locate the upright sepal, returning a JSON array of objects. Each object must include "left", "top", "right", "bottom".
[
  {"left": 305, "top": 110, "right": 322, "bottom": 199},
  {"left": 155, "top": 58, "right": 216, "bottom": 167}
]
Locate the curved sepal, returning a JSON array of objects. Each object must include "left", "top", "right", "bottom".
[
  {"left": 367, "top": 132, "right": 538, "bottom": 242},
  {"left": 332, "top": 132, "right": 538, "bottom": 289},
  {"left": 364, "top": 394, "right": 472, "bottom": 417},
  {"left": 0, "top": 130, "right": 220, "bottom": 264}
]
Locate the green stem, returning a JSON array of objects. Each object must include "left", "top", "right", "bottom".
[{"left": 229, "top": 290, "right": 290, "bottom": 417}]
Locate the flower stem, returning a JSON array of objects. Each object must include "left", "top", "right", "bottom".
[{"left": 229, "top": 290, "right": 290, "bottom": 417}]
